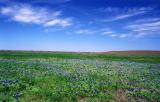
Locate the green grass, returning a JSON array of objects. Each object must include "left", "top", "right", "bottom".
[
  {"left": 0, "top": 51, "right": 160, "bottom": 102},
  {"left": 0, "top": 50, "right": 160, "bottom": 63}
]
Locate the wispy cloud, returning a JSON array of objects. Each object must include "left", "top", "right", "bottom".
[
  {"left": 0, "top": 4, "right": 72, "bottom": 27},
  {"left": 106, "top": 33, "right": 129, "bottom": 38},
  {"left": 75, "top": 28, "right": 118, "bottom": 36},
  {"left": 126, "top": 21, "right": 160, "bottom": 32},
  {"left": 75, "top": 29, "right": 97, "bottom": 35},
  {"left": 103, "top": 7, "right": 152, "bottom": 22},
  {"left": 102, "top": 31, "right": 114, "bottom": 35},
  {"left": 126, "top": 19, "right": 160, "bottom": 37},
  {"left": 44, "top": 18, "right": 72, "bottom": 27},
  {"left": 110, "top": 34, "right": 118, "bottom": 37},
  {"left": 0, "top": 0, "right": 72, "bottom": 4},
  {"left": 101, "top": 29, "right": 129, "bottom": 38},
  {"left": 132, "top": 18, "right": 160, "bottom": 23},
  {"left": 75, "top": 28, "right": 129, "bottom": 38},
  {"left": 31, "top": 0, "right": 72, "bottom": 4},
  {"left": 119, "top": 34, "right": 128, "bottom": 38}
]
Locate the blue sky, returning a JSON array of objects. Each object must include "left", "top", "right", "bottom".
[{"left": 0, "top": 0, "right": 160, "bottom": 52}]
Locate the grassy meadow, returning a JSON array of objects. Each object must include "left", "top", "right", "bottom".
[{"left": 0, "top": 51, "right": 160, "bottom": 102}]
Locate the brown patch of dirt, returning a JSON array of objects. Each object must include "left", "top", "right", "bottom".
[
  {"left": 78, "top": 97, "right": 100, "bottom": 102},
  {"left": 109, "top": 90, "right": 127, "bottom": 102},
  {"left": 78, "top": 98, "right": 87, "bottom": 102},
  {"left": 116, "top": 90, "right": 127, "bottom": 102},
  {"left": 110, "top": 90, "right": 156, "bottom": 102},
  {"left": 104, "top": 50, "right": 160, "bottom": 55}
]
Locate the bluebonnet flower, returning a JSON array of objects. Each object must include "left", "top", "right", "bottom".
[
  {"left": 137, "top": 97, "right": 141, "bottom": 102},
  {"left": 14, "top": 92, "right": 20, "bottom": 100}
]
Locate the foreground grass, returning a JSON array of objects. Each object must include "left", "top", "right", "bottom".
[
  {"left": 0, "top": 58, "right": 160, "bottom": 102},
  {"left": 0, "top": 51, "right": 160, "bottom": 102}
]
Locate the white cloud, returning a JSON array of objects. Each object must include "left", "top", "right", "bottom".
[
  {"left": 103, "top": 7, "right": 152, "bottom": 22},
  {"left": 103, "top": 31, "right": 114, "bottom": 35},
  {"left": 76, "top": 29, "right": 90, "bottom": 34},
  {"left": 77, "top": 28, "right": 129, "bottom": 38},
  {"left": 107, "top": 33, "right": 129, "bottom": 38},
  {"left": 119, "top": 34, "right": 128, "bottom": 38},
  {"left": 0, "top": 0, "right": 72, "bottom": 4},
  {"left": 126, "top": 20, "right": 160, "bottom": 37},
  {"left": 31, "top": 0, "right": 72, "bottom": 4},
  {"left": 113, "top": 11, "right": 144, "bottom": 20},
  {"left": 101, "top": 29, "right": 130, "bottom": 38},
  {"left": 110, "top": 34, "right": 118, "bottom": 37},
  {"left": 133, "top": 18, "right": 160, "bottom": 23},
  {"left": 0, "top": 4, "right": 72, "bottom": 27},
  {"left": 44, "top": 18, "right": 72, "bottom": 27},
  {"left": 76, "top": 28, "right": 113, "bottom": 35},
  {"left": 127, "top": 21, "right": 160, "bottom": 32},
  {"left": 1, "top": 7, "right": 12, "bottom": 14},
  {"left": 75, "top": 29, "right": 97, "bottom": 35}
]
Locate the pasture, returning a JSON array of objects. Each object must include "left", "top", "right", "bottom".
[{"left": 0, "top": 51, "right": 160, "bottom": 102}]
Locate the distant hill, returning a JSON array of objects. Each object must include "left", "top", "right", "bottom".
[{"left": 105, "top": 50, "right": 160, "bottom": 55}]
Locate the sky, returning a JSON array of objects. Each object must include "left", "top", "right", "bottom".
[{"left": 0, "top": 0, "right": 160, "bottom": 52}]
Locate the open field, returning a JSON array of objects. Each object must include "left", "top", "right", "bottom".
[
  {"left": 105, "top": 51, "right": 160, "bottom": 55},
  {"left": 0, "top": 51, "right": 160, "bottom": 102},
  {"left": 0, "top": 50, "right": 160, "bottom": 63}
]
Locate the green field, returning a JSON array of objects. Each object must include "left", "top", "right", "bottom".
[{"left": 0, "top": 51, "right": 160, "bottom": 102}]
